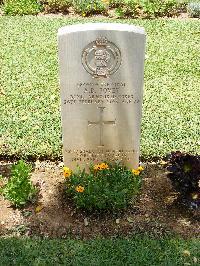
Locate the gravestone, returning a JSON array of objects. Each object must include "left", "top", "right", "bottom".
[{"left": 58, "top": 23, "right": 146, "bottom": 170}]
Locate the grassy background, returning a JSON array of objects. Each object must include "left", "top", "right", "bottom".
[
  {"left": 0, "top": 236, "right": 199, "bottom": 265},
  {"left": 0, "top": 17, "right": 199, "bottom": 159}
]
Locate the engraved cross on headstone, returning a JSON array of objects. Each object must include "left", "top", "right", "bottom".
[{"left": 88, "top": 107, "right": 116, "bottom": 148}]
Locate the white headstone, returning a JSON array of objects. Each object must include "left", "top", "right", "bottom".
[{"left": 58, "top": 23, "right": 146, "bottom": 170}]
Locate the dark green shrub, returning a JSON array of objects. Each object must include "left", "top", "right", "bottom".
[
  {"left": 167, "top": 152, "right": 200, "bottom": 209},
  {"left": 72, "top": 0, "right": 106, "bottom": 15},
  {"left": 64, "top": 163, "right": 143, "bottom": 211},
  {"left": 3, "top": 0, "right": 42, "bottom": 15},
  {"left": 187, "top": 2, "right": 200, "bottom": 18},
  {"left": 0, "top": 160, "right": 37, "bottom": 207},
  {"left": 41, "top": 0, "right": 71, "bottom": 13}
]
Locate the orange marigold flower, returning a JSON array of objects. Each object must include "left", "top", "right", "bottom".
[
  {"left": 94, "top": 164, "right": 102, "bottom": 171},
  {"left": 94, "top": 163, "right": 109, "bottom": 171},
  {"left": 100, "top": 163, "right": 109, "bottom": 170},
  {"left": 75, "top": 186, "right": 85, "bottom": 193},
  {"left": 63, "top": 167, "right": 72, "bottom": 178}
]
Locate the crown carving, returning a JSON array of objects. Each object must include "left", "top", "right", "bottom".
[{"left": 95, "top": 37, "right": 108, "bottom": 46}]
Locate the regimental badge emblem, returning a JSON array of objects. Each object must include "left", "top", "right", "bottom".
[{"left": 82, "top": 37, "right": 121, "bottom": 78}]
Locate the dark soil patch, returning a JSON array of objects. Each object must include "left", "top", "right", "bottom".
[{"left": 0, "top": 160, "right": 199, "bottom": 239}]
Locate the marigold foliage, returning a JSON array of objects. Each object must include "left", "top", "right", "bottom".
[{"left": 64, "top": 163, "right": 143, "bottom": 211}]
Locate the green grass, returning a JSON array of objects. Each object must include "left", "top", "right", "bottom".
[
  {"left": 0, "top": 17, "right": 199, "bottom": 159},
  {"left": 0, "top": 236, "right": 199, "bottom": 265}
]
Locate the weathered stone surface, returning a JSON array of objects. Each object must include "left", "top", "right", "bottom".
[{"left": 58, "top": 23, "right": 146, "bottom": 169}]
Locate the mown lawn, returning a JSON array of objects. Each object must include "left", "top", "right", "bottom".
[
  {"left": 0, "top": 17, "right": 199, "bottom": 159},
  {"left": 0, "top": 236, "right": 199, "bottom": 265}
]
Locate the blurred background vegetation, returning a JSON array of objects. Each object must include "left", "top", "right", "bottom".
[{"left": 1, "top": 0, "right": 200, "bottom": 18}]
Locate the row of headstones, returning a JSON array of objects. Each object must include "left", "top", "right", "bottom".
[{"left": 58, "top": 23, "right": 146, "bottom": 170}]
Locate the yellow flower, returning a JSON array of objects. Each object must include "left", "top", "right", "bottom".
[
  {"left": 63, "top": 166, "right": 72, "bottom": 178},
  {"left": 94, "top": 163, "right": 109, "bottom": 171},
  {"left": 75, "top": 185, "right": 85, "bottom": 193},
  {"left": 94, "top": 164, "right": 102, "bottom": 171},
  {"left": 132, "top": 165, "right": 144, "bottom": 176},
  {"left": 138, "top": 166, "right": 144, "bottom": 172},
  {"left": 132, "top": 169, "right": 140, "bottom": 176},
  {"left": 82, "top": 13, "right": 86, "bottom": 17},
  {"left": 100, "top": 163, "right": 109, "bottom": 170}
]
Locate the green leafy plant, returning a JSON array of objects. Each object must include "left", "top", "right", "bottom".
[
  {"left": 41, "top": 0, "right": 71, "bottom": 13},
  {"left": 123, "top": 0, "right": 140, "bottom": 16},
  {"left": 0, "top": 160, "right": 37, "bottom": 207},
  {"left": 167, "top": 151, "right": 200, "bottom": 209},
  {"left": 114, "top": 6, "right": 126, "bottom": 18},
  {"left": 187, "top": 2, "right": 200, "bottom": 18},
  {"left": 3, "top": 0, "right": 42, "bottom": 15},
  {"left": 72, "top": 0, "right": 106, "bottom": 16},
  {"left": 139, "top": 0, "right": 180, "bottom": 18},
  {"left": 64, "top": 163, "right": 143, "bottom": 211},
  {"left": 110, "top": 0, "right": 187, "bottom": 18},
  {"left": 110, "top": 0, "right": 139, "bottom": 18}
]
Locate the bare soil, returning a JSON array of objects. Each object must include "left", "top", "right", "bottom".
[{"left": 0, "top": 161, "right": 199, "bottom": 239}]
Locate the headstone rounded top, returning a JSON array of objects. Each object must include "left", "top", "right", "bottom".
[{"left": 58, "top": 23, "right": 145, "bottom": 36}]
